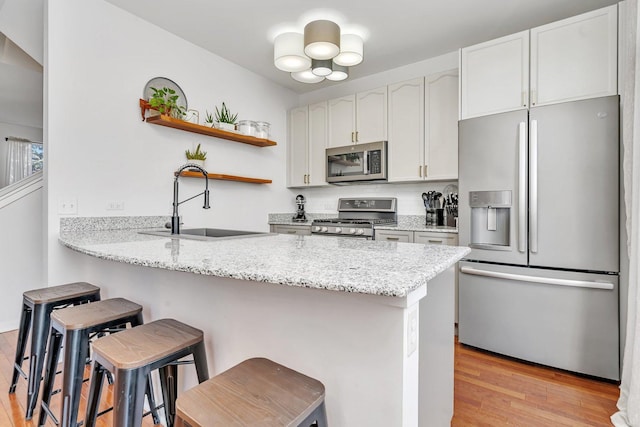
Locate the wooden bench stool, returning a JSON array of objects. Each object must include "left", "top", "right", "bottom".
[
  {"left": 9, "top": 282, "right": 101, "bottom": 419},
  {"left": 84, "top": 318, "right": 209, "bottom": 427},
  {"left": 38, "top": 298, "right": 161, "bottom": 427},
  {"left": 175, "top": 358, "right": 327, "bottom": 427}
]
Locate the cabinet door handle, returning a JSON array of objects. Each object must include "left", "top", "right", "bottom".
[
  {"left": 419, "top": 165, "right": 422, "bottom": 177},
  {"left": 386, "top": 237, "right": 400, "bottom": 241},
  {"left": 287, "top": 230, "right": 297, "bottom": 234},
  {"left": 428, "top": 239, "right": 443, "bottom": 244},
  {"left": 355, "top": 131, "right": 359, "bottom": 142},
  {"left": 351, "top": 132, "right": 355, "bottom": 143},
  {"left": 522, "top": 91, "right": 527, "bottom": 107},
  {"left": 531, "top": 90, "right": 537, "bottom": 106},
  {"left": 424, "top": 164, "right": 428, "bottom": 177}
]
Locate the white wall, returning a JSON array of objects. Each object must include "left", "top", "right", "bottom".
[
  {"left": 0, "top": 181, "right": 43, "bottom": 331},
  {"left": 45, "top": 0, "right": 298, "bottom": 283},
  {"left": 0, "top": 122, "right": 42, "bottom": 187}
]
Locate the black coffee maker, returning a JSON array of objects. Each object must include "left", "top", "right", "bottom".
[{"left": 292, "top": 194, "right": 307, "bottom": 222}]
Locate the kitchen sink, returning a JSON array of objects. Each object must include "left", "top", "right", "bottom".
[{"left": 139, "top": 228, "right": 270, "bottom": 241}]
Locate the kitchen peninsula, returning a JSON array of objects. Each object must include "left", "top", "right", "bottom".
[{"left": 59, "top": 217, "right": 469, "bottom": 426}]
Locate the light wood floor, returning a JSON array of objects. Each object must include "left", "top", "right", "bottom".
[{"left": 0, "top": 329, "right": 620, "bottom": 426}]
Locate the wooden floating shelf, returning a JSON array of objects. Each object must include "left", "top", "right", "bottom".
[
  {"left": 140, "top": 100, "right": 277, "bottom": 147},
  {"left": 177, "top": 170, "right": 272, "bottom": 184}
]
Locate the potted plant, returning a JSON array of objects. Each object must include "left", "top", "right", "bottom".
[
  {"left": 185, "top": 143, "right": 207, "bottom": 168},
  {"left": 214, "top": 102, "right": 238, "bottom": 131},
  {"left": 149, "top": 87, "right": 186, "bottom": 119},
  {"left": 204, "top": 110, "right": 215, "bottom": 127}
]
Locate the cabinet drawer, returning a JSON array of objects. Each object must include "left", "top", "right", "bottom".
[
  {"left": 270, "top": 225, "right": 311, "bottom": 235},
  {"left": 414, "top": 232, "right": 458, "bottom": 246},
  {"left": 375, "top": 230, "right": 413, "bottom": 243}
]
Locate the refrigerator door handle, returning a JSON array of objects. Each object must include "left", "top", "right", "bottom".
[
  {"left": 459, "top": 266, "right": 614, "bottom": 290},
  {"left": 530, "top": 119, "right": 538, "bottom": 253},
  {"left": 518, "top": 121, "right": 526, "bottom": 253}
]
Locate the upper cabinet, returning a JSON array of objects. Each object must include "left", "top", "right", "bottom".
[
  {"left": 328, "top": 87, "right": 387, "bottom": 147},
  {"left": 388, "top": 70, "right": 459, "bottom": 182},
  {"left": 287, "top": 103, "right": 328, "bottom": 188},
  {"left": 460, "top": 5, "right": 617, "bottom": 119},
  {"left": 460, "top": 31, "right": 529, "bottom": 119},
  {"left": 288, "top": 106, "right": 308, "bottom": 188},
  {"left": 529, "top": 6, "right": 617, "bottom": 107},
  {"left": 425, "top": 70, "right": 459, "bottom": 180}
]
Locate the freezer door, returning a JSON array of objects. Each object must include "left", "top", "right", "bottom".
[
  {"left": 458, "top": 261, "right": 619, "bottom": 380},
  {"left": 459, "top": 109, "right": 528, "bottom": 265},
  {"left": 529, "top": 96, "right": 619, "bottom": 272}
]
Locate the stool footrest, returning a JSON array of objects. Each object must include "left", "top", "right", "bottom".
[{"left": 13, "top": 363, "right": 28, "bottom": 380}]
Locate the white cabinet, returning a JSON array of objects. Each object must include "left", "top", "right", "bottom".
[
  {"left": 460, "top": 5, "right": 617, "bottom": 119},
  {"left": 328, "top": 86, "right": 387, "bottom": 147},
  {"left": 374, "top": 230, "right": 414, "bottom": 243},
  {"left": 307, "top": 102, "right": 328, "bottom": 186},
  {"left": 270, "top": 224, "right": 311, "bottom": 235},
  {"left": 414, "top": 231, "right": 458, "bottom": 246},
  {"left": 288, "top": 106, "right": 308, "bottom": 187},
  {"left": 425, "top": 70, "right": 459, "bottom": 180},
  {"left": 388, "top": 71, "right": 458, "bottom": 182},
  {"left": 529, "top": 5, "right": 617, "bottom": 107},
  {"left": 460, "top": 31, "right": 530, "bottom": 119},
  {"left": 388, "top": 78, "right": 424, "bottom": 181},
  {"left": 287, "top": 103, "right": 328, "bottom": 187}
]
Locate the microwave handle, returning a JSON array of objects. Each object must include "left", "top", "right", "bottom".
[{"left": 363, "top": 150, "right": 369, "bottom": 175}]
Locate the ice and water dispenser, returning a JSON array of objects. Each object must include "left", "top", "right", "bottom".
[{"left": 469, "top": 190, "right": 511, "bottom": 250}]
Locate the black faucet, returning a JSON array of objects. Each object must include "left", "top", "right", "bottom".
[{"left": 172, "top": 163, "right": 210, "bottom": 234}]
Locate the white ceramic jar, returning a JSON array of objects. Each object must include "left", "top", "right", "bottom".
[{"left": 255, "top": 121, "right": 271, "bottom": 139}]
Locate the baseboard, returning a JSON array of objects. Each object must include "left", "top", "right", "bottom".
[{"left": 0, "top": 320, "right": 19, "bottom": 333}]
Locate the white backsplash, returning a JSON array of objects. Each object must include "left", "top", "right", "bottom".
[{"left": 290, "top": 181, "right": 458, "bottom": 215}]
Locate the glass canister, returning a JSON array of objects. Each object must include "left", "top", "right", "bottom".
[
  {"left": 237, "top": 120, "right": 257, "bottom": 136},
  {"left": 255, "top": 121, "right": 271, "bottom": 139}
]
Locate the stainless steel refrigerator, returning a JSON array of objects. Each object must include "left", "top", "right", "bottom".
[{"left": 458, "top": 95, "right": 620, "bottom": 380}]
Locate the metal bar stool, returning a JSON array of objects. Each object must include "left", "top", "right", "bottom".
[
  {"left": 175, "top": 357, "right": 327, "bottom": 427},
  {"left": 38, "top": 298, "right": 161, "bottom": 427},
  {"left": 84, "top": 318, "right": 209, "bottom": 427},
  {"left": 9, "top": 282, "right": 101, "bottom": 420}
]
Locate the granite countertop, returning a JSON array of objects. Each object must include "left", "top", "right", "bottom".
[
  {"left": 269, "top": 213, "right": 458, "bottom": 233},
  {"left": 60, "top": 217, "right": 469, "bottom": 298}
]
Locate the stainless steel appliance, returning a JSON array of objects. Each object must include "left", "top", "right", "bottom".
[
  {"left": 458, "top": 95, "right": 620, "bottom": 380},
  {"left": 326, "top": 141, "right": 387, "bottom": 184},
  {"left": 311, "top": 198, "right": 397, "bottom": 239}
]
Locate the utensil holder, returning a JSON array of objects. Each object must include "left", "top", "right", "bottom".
[{"left": 426, "top": 209, "right": 437, "bottom": 226}]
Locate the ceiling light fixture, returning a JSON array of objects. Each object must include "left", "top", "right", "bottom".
[
  {"left": 311, "top": 59, "right": 333, "bottom": 77},
  {"left": 333, "top": 34, "right": 363, "bottom": 66},
  {"left": 273, "top": 18, "right": 364, "bottom": 84},
  {"left": 291, "top": 69, "right": 325, "bottom": 84},
  {"left": 304, "top": 20, "right": 340, "bottom": 60},
  {"left": 326, "top": 62, "right": 348, "bottom": 81}
]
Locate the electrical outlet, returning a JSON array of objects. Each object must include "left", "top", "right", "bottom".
[
  {"left": 58, "top": 198, "right": 78, "bottom": 215},
  {"left": 407, "top": 308, "right": 418, "bottom": 356},
  {"left": 106, "top": 201, "right": 125, "bottom": 210}
]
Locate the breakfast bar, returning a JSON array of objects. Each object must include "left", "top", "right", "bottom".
[{"left": 58, "top": 217, "right": 469, "bottom": 427}]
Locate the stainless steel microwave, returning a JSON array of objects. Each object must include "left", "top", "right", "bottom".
[{"left": 326, "top": 141, "right": 388, "bottom": 184}]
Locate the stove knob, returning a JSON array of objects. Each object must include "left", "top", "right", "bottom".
[
  {"left": 335, "top": 227, "right": 342, "bottom": 233},
  {"left": 321, "top": 227, "right": 329, "bottom": 233},
  {"left": 349, "top": 228, "right": 357, "bottom": 234},
  {"left": 356, "top": 229, "right": 365, "bottom": 235},
  {"left": 312, "top": 226, "right": 320, "bottom": 232}
]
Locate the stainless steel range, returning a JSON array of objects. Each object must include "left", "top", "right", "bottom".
[{"left": 311, "top": 198, "right": 397, "bottom": 239}]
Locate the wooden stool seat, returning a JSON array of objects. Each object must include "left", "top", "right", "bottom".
[
  {"left": 175, "top": 358, "right": 327, "bottom": 427},
  {"left": 23, "top": 282, "right": 100, "bottom": 305},
  {"left": 9, "top": 282, "right": 101, "bottom": 420},
  {"left": 51, "top": 297, "right": 142, "bottom": 330},
  {"left": 91, "top": 318, "right": 205, "bottom": 369},
  {"left": 39, "top": 297, "right": 161, "bottom": 427},
  {"left": 85, "top": 318, "right": 209, "bottom": 427}
]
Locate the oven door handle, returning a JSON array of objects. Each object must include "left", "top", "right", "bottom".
[{"left": 363, "top": 150, "right": 369, "bottom": 175}]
